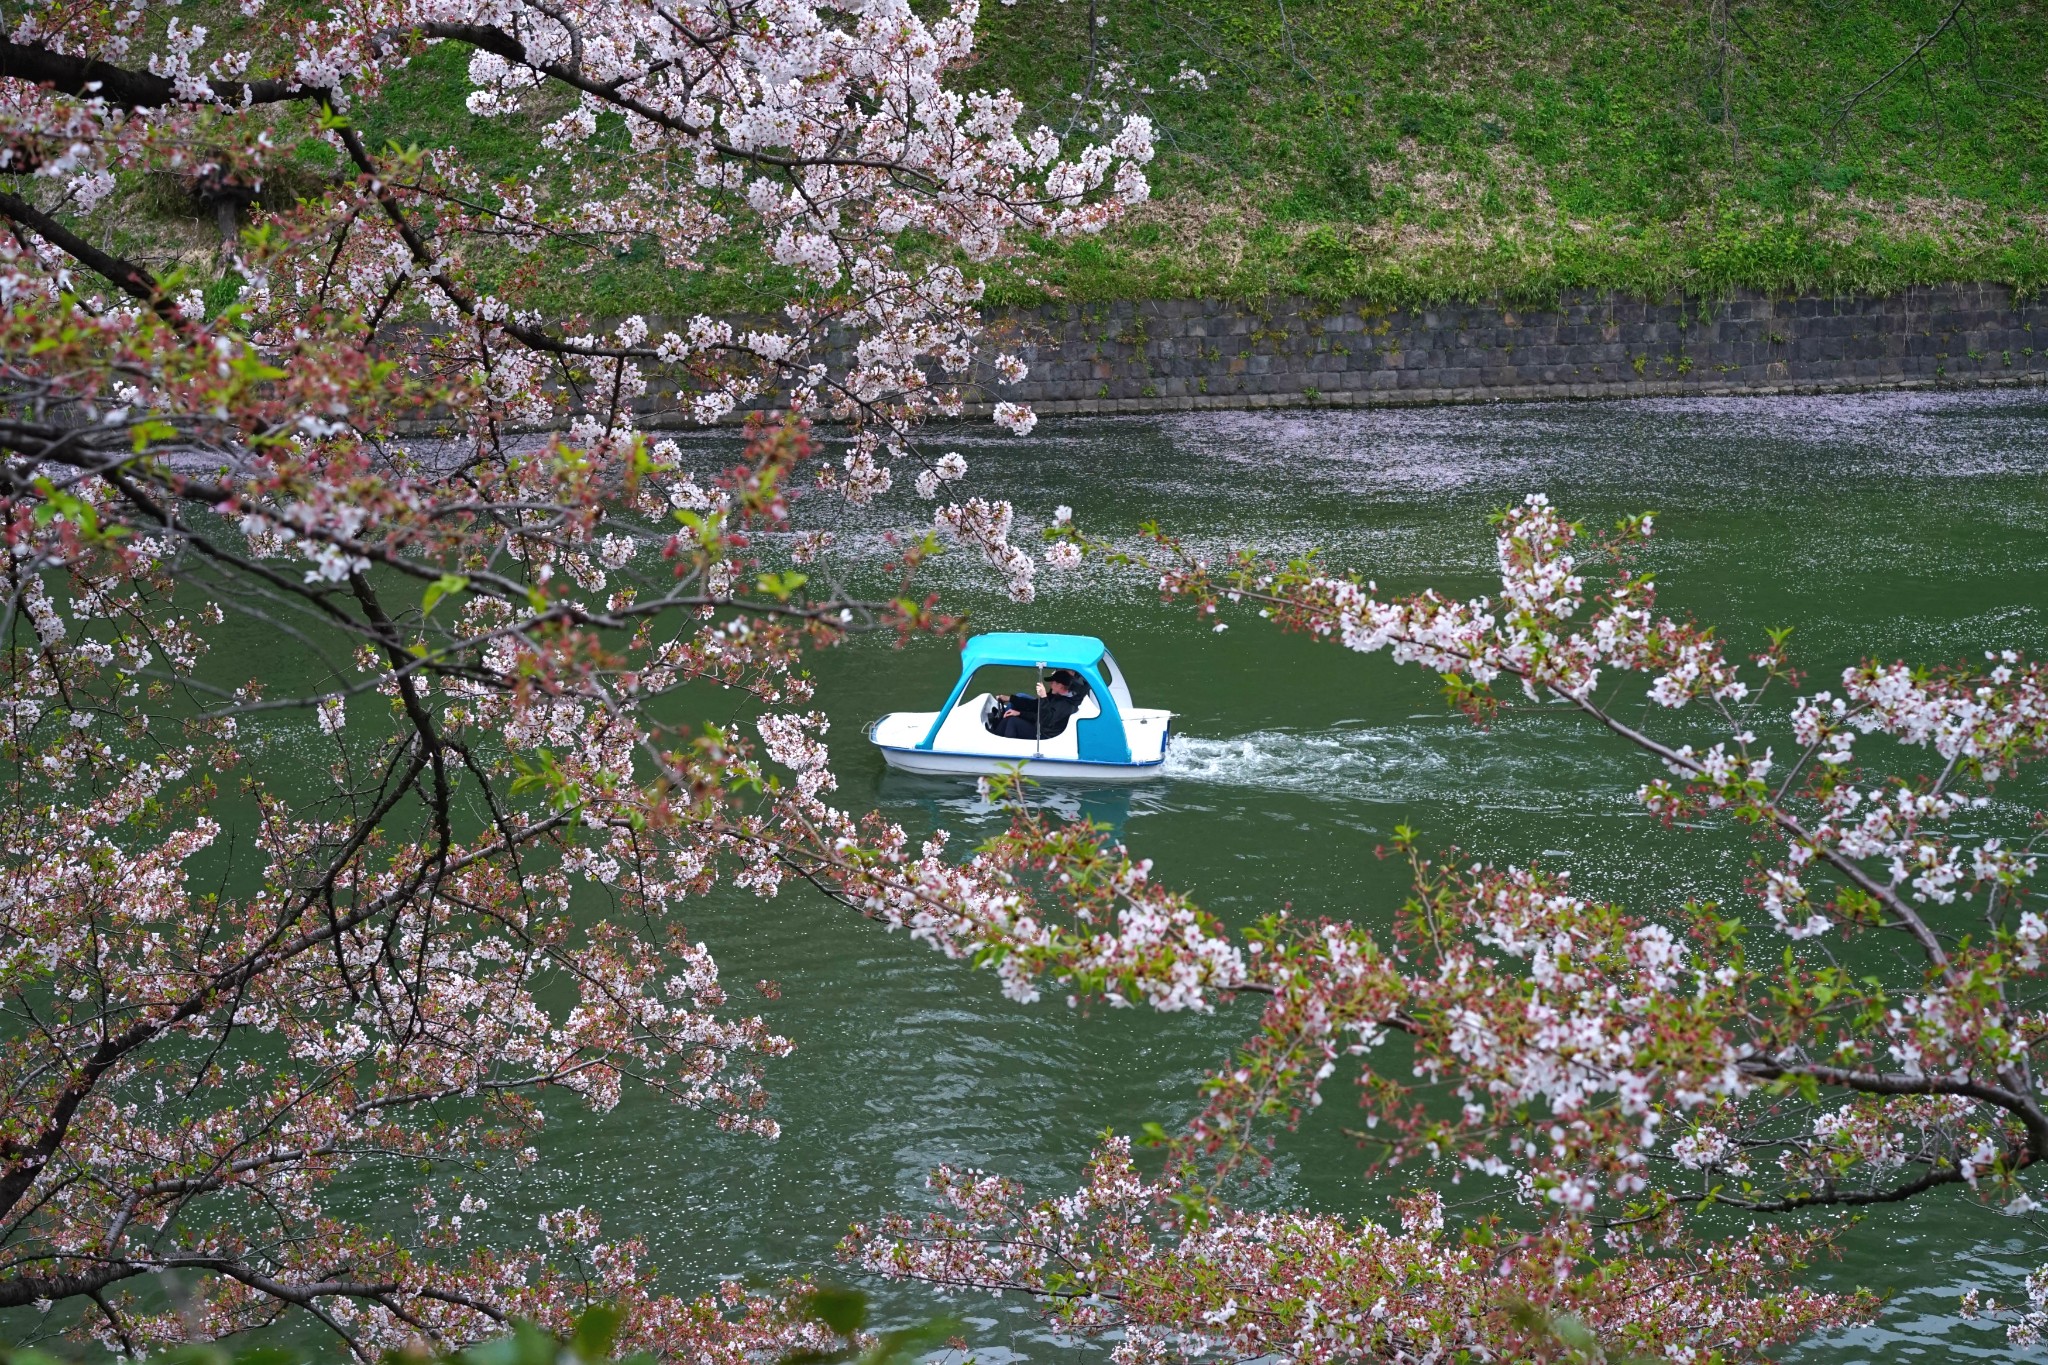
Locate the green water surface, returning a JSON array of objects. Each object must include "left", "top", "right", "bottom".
[{"left": 299, "top": 394, "right": 2048, "bottom": 1360}]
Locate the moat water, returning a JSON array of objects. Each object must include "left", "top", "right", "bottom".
[{"left": 313, "top": 392, "right": 2048, "bottom": 1361}]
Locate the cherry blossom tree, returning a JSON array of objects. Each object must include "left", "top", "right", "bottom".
[
  {"left": 844, "top": 496, "right": 2046, "bottom": 1361},
  {"left": 6, "top": 4, "right": 2036, "bottom": 1362},
  {"left": 0, "top": 0, "right": 1150, "bottom": 1352}
]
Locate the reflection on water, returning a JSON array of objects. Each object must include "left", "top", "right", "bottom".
[
  {"left": 873, "top": 771, "right": 1149, "bottom": 837},
  {"left": 430, "top": 393, "right": 2048, "bottom": 1360}
]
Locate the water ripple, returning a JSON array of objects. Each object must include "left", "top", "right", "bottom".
[{"left": 1162, "top": 722, "right": 1641, "bottom": 809}]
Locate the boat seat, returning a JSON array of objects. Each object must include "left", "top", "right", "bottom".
[{"left": 972, "top": 689, "right": 1102, "bottom": 737}]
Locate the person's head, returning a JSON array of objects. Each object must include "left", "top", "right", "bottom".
[{"left": 1046, "top": 668, "right": 1084, "bottom": 695}]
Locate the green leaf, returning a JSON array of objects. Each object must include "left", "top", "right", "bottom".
[
  {"left": 570, "top": 1303, "right": 624, "bottom": 1361},
  {"left": 456, "top": 1321, "right": 556, "bottom": 1365},
  {"left": 129, "top": 418, "right": 179, "bottom": 452},
  {"left": 1548, "top": 1311, "right": 1597, "bottom": 1353},
  {"left": 797, "top": 1285, "right": 870, "bottom": 1336},
  {"left": 423, "top": 573, "right": 470, "bottom": 616}
]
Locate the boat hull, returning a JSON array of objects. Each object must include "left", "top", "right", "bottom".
[
  {"left": 865, "top": 701, "right": 1172, "bottom": 784},
  {"left": 874, "top": 743, "right": 1167, "bottom": 783}
]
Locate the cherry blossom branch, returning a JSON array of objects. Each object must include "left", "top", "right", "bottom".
[
  {"left": 1551, "top": 685, "right": 1958, "bottom": 978},
  {"left": 0, "top": 812, "right": 571, "bottom": 1222},
  {"left": 0, "top": 39, "right": 320, "bottom": 111},
  {"left": 0, "top": 191, "right": 169, "bottom": 315}
]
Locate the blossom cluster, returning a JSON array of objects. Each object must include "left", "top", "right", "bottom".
[
  {"left": 934, "top": 497, "right": 2048, "bottom": 1356},
  {"left": 0, "top": 0, "right": 1165, "bottom": 1345},
  {"left": 0, "top": 274, "right": 1048, "bottom": 1351},
  {"left": 847, "top": 1137, "right": 1869, "bottom": 1365},
  {"left": 4, "top": 0, "right": 1155, "bottom": 535}
]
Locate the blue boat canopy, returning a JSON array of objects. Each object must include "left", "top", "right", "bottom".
[
  {"left": 957, "top": 632, "right": 1106, "bottom": 672},
  {"left": 915, "top": 632, "right": 1131, "bottom": 760}
]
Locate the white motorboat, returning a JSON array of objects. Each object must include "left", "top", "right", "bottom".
[{"left": 866, "top": 632, "right": 1172, "bottom": 782}]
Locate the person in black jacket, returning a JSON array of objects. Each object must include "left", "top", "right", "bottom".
[{"left": 988, "top": 668, "right": 1089, "bottom": 740}]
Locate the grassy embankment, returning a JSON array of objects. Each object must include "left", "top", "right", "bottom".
[
  {"left": 100, "top": 0, "right": 2048, "bottom": 314},
  {"left": 970, "top": 0, "right": 2048, "bottom": 306}
]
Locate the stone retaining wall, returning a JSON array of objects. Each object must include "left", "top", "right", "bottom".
[{"left": 968, "top": 283, "right": 2048, "bottom": 416}]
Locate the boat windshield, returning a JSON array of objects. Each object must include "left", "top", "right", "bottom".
[{"left": 954, "top": 665, "right": 1041, "bottom": 704}]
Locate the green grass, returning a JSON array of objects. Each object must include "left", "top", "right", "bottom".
[
  {"left": 961, "top": 0, "right": 2048, "bottom": 304},
  {"left": 97, "top": 0, "right": 2048, "bottom": 311}
]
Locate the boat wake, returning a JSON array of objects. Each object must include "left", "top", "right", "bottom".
[
  {"left": 1162, "top": 723, "right": 1639, "bottom": 809},
  {"left": 1163, "top": 727, "right": 1435, "bottom": 794}
]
